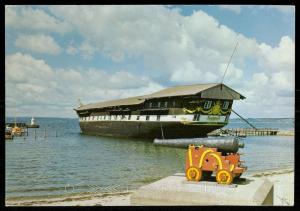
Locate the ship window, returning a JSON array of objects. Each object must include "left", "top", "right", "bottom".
[
  {"left": 193, "top": 115, "right": 197, "bottom": 121},
  {"left": 149, "top": 102, "right": 152, "bottom": 108},
  {"left": 137, "top": 116, "right": 140, "bottom": 120},
  {"left": 128, "top": 115, "right": 131, "bottom": 120},
  {"left": 173, "top": 101, "right": 176, "bottom": 107},
  {"left": 204, "top": 101, "right": 212, "bottom": 109},
  {"left": 193, "top": 114, "right": 200, "bottom": 121},
  {"left": 197, "top": 114, "right": 201, "bottom": 121},
  {"left": 115, "top": 115, "right": 118, "bottom": 120},
  {"left": 223, "top": 101, "right": 229, "bottom": 109},
  {"left": 164, "top": 101, "right": 168, "bottom": 108},
  {"left": 146, "top": 115, "right": 150, "bottom": 121},
  {"left": 103, "top": 116, "right": 106, "bottom": 120},
  {"left": 158, "top": 102, "right": 161, "bottom": 108},
  {"left": 108, "top": 116, "right": 111, "bottom": 120},
  {"left": 157, "top": 115, "right": 160, "bottom": 121},
  {"left": 122, "top": 115, "right": 125, "bottom": 119}
]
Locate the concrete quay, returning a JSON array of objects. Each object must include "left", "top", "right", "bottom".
[{"left": 130, "top": 173, "right": 274, "bottom": 206}]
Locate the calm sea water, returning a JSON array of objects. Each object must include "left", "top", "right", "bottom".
[{"left": 5, "top": 117, "right": 294, "bottom": 200}]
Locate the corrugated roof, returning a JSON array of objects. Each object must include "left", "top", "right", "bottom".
[
  {"left": 145, "top": 83, "right": 219, "bottom": 99},
  {"left": 75, "top": 96, "right": 145, "bottom": 111},
  {"left": 75, "top": 83, "right": 245, "bottom": 111}
]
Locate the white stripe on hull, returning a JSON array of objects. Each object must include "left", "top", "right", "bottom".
[{"left": 79, "top": 114, "right": 228, "bottom": 123}]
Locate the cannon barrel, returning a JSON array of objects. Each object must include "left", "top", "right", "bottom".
[{"left": 153, "top": 137, "right": 244, "bottom": 153}]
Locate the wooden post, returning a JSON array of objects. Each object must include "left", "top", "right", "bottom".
[
  {"left": 34, "top": 129, "right": 36, "bottom": 140},
  {"left": 44, "top": 128, "right": 47, "bottom": 139}
]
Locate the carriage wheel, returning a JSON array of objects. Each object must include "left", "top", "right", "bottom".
[
  {"left": 186, "top": 166, "right": 202, "bottom": 181},
  {"left": 216, "top": 169, "right": 233, "bottom": 185}
]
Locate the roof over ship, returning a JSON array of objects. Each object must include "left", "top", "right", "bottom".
[
  {"left": 75, "top": 83, "right": 245, "bottom": 111},
  {"left": 75, "top": 96, "right": 145, "bottom": 111}
]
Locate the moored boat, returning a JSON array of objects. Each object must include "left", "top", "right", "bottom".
[
  {"left": 5, "top": 127, "right": 14, "bottom": 140},
  {"left": 74, "top": 83, "right": 245, "bottom": 139}
]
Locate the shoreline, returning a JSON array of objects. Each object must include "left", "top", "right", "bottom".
[{"left": 6, "top": 168, "right": 294, "bottom": 206}]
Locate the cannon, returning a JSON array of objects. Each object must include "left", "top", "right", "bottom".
[
  {"left": 154, "top": 137, "right": 244, "bottom": 153},
  {"left": 185, "top": 144, "right": 247, "bottom": 185}
]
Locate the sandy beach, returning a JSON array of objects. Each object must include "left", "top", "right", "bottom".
[{"left": 6, "top": 168, "right": 294, "bottom": 206}]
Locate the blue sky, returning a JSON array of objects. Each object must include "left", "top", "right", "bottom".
[{"left": 5, "top": 5, "right": 295, "bottom": 118}]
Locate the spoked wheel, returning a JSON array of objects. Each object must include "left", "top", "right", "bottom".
[
  {"left": 216, "top": 169, "right": 233, "bottom": 185},
  {"left": 186, "top": 166, "right": 202, "bottom": 181}
]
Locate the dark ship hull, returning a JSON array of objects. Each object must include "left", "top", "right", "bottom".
[{"left": 79, "top": 121, "right": 226, "bottom": 139}]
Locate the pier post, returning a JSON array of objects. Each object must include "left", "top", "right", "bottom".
[
  {"left": 34, "top": 129, "right": 37, "bottom": 140},
  {"left": 44, "top": 128, "right": 47, "bottom": 139}
]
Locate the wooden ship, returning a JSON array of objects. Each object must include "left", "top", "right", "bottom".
[{"left": 74, "top": 83, "right": 245, "bottom": 139}]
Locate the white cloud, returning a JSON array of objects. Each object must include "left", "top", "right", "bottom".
[
  {"left": 5, "top": 6, "right": 295, "bottom": 118},
  {"left": 15, "top": 34, "right": 62, "bottom": 55},
  {"left": 48, "top": 6, "right": 259, "bottom": 83},
  {"left": 78, "top": 41, "right": 96, "bottom": 60},
  {"left": 270, "top": 71, "right": 294, "bottom": 93},
  {"left": 258, "top": 36, "right": 295, "bottom": 75},
  {"left": 217, "top": 5, "right": 241, "bottom": 14},
  {"left": 5, "top": 52, "right": 163, "bottom": 117},
  {"left": 5, "top": 5, "right": 72, "bottom": 34},
  {"left": 217, "top": 5, "right": 295, "bottom": 15},
  {"left": 66, "top": 45, "right": 78, "bottom": 55},
  {"left": 259, "top": 5, "right": 295, "bottom": 15}
]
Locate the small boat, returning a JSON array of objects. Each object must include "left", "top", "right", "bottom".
[
  {"left": 27, "top": 117, "right": 39, "bottom": 128},
  {"left": 5, "top": 127, "right": 14, "bottom": 140},
  {"left": 11, "top": 126, "right": 23, "bottom": 136}
]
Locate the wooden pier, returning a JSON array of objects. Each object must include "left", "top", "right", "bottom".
[{"left": 208, "top": 128, "right": 281, "bottom": 137}]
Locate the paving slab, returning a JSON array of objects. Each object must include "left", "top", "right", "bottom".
[{"left": 130, "top": 173, "right": 273, "bottom": 206}]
